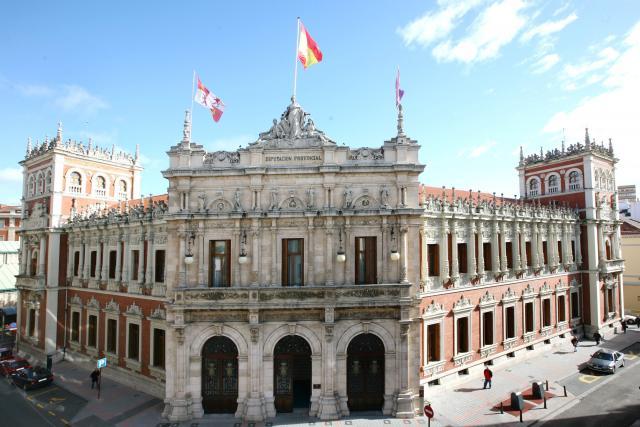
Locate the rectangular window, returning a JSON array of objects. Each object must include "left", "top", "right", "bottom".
[
  {"left": 542, "top": 241, "right": 548, "bottom": 265},
  {"left": 427, "top": 244, "right": 439, "bottom": 276},
  {"left": 209, "top": 241, "right": 230, "bottom": 287},
  {"left": 542, "top": 299, "right": 551, "bottom": 327},
  {"left": 482, "top": 311, "right": 494, "bottom": 346},
  {"left": 483, "top": 242, "right": 492, "bottom": 271},
  {"left": 458, "top": 243, "right": 468, "bottom": 274},
  {"left": 73, "top": 251, "right": 80, "bottom": 277},
  {"left": 456, "top": 317, "right": 469, "bottom": 353},
  {"left": 558, "top": 295, "right": 566, "bottom": 322},
  {"left": 107, "top": 318, "right": 117, "bottom": 353},
  {"left": 155, "top": 249, "right": 166, "bottom": 283},
  {"left": 557, "top": 241, "right": 563, "bottom": 264},
  {"left": 426, "top": 323, "right": 440, "bottom": 363},
  {"left": 282, "top": 238, "right": 304, "bottom": 286},
  {"left": 71, "top": 311, "right": 80, "bottom": 342},
  {"left": 447, "top": 234, "right": 453, "bottom": 277},
  {"left": 571, "top": 291, "right": 580, "bottom": 318},
  {"left": 90, "top": 251, "right": 97, "bottom": 278},
  {"left": 355, "top": 236, "right": 377, "bottom": 284},
  {"left": 153, "top": 328, "right": 165, "bottom": 368},
  {"left": 525, "top": 302, "right": 534, "bottom": 333},
  {"left": 607, "top": 288, "right": 614, "bottom": 313},
  {"left": 108, "top": 250, "right": 117, "bottom": 279},
  {"left": 88, "top": 314, "right": 97, "bottom": 347},
  {"left": 128, "top": 323, "right": 140, "bottom": 360},
  {"left": 28, "top": 309, "right": 36, "bottom": 337},
  {"left": 132, "top": 250, "right": 140, "bottom": 281},
  {"left": 30, "top": 254, "right": 37, "bottom": 276},
  {"left": 525, "top": 241, "right": 532, "bottom": 266},
  {"left": 506, "top": 242, "right": 513, "bottom": 269},
  {"left": 571, "top": 241, "right": 576, "bottom": 262},
  {"left": 506, "top": 306, "right": 516, "bottom": 339}
]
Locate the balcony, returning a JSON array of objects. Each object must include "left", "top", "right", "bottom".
[
  {"left": 15, "top": 275, "right": 45, "bottom": 290},
  {"left": 599, "top": 259, "right": 624, "bottom": 274},
  {"left": 174, "top": 283, "right": 412, "bottom": 311}
]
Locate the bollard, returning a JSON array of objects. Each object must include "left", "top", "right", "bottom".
[
  {"left": 545, "top": 380, "right": 549, "bottom": 391},
  {"left": 563, "top": 385, "right": 567, "bottom": 397},
  {"left": 520, "top": 409, "right": 523, "bottom": 423},
  {"left": 543, "top": 395, "right": 547, "bottom": 409},
  {"left": 500, "top": 402, "right": 504, "bottom": 414}
]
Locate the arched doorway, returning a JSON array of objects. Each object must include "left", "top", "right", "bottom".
[
  {"left": 201, "top": 336, "right": 238, "bottom": 413},
  {"left": 347, "top": 333, "right": 384, "bottom": 412},
  {"left": 273, "top": 335, "right": 312, "bottom": 413}
]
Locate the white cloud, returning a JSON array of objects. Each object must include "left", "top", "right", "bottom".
[
  {"left": 467, "top": 141, "right": 496, "bottom": 159},
  {"left": 0, "top": 167, "right": 23, "bottom": 183},
  {"left": 397, "top": 0, "right": 485, "bottom": 47},
  {"left": 55, "top": 85, "right": 108, "bottom": 113},
  {"left": 432, "top": 0, "right": 530, "bottom": 64},
  {"left": 543, "top": 20, "right": 640, "bottom": 188},
  {"left": 520, "top": 12, "right": 577, "bottom": 42},
  {"left": 15, "top": 83, "right": 55, "bottom": 97},
  {"left": 532, "top": 53, "right": 560, "bottom": 73},
  {"left": 560, "top": 46, "right": 620, "bottom": 91}
]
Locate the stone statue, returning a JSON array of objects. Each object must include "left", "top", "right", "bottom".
[
  {"left": 269, "top": 189, "right": 278, "bottom": 210},
  {"left": 380, "top": 187, "right": 389, "bottom": 208},
  {"left": 197, "top": 193, "right": 207, "bottom": 211},
  {"left": 344, "top": 189, "right": 353, "bottom": 209},
  {"left": 234, "top": 190, "right": 242, "bottom": 211}
]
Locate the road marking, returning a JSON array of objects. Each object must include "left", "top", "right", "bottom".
[
  {"left": 36, "top": 403, "right": 45, "bottom": 408},
  {"left": 29, "top": 388, "right": 55, "bottom": 398},
  {"left": 48, "top": 411, "right": 55, "bottom": 416},
  {"left": 61, "top": 419, "right": 70, "bottom": 425},
  {"left": 624, "top": 352, "right": 637, "bottom": 360},
  {"left": 49, "top": 397, "right": 65, "bottom": 402},
  {"left": 578, "top": 374, "right": 601, "bottom": 384}
]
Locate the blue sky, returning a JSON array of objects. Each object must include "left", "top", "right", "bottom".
[{"left": 1, "top": 0, "right": 639, "bottom": 204}]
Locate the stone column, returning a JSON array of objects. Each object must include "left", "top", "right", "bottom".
[
  {"left": 612, "top": 224, "right": 622, "bottom": 259},
  {"left": 450, "top": 220, "right": 459, "bottom": 282},
  {"left": 115, "top": 236, "right": 122, "bottom": 282},
  {"left": 146, "top": 234, "right": 154, "bottom": 287},
  {"left": 197, "top": 228, "right": 205, "bottom": 286},
  {"left": 468, "top": 223, "right": 477, "bottom": 277},
  {"left": 121, "top": 237, "right": 129, "bottom": 282},
  {"left": 439, "top": 218, "right": 449, "bottom": 282},
  {"left": 270, "top": 220, "right": 278, "bottom": 285},
  {"left": 83, "top": 240, "right": 90, "bottom": 279},
  {"left": 99, "top": 239, "right": 107, "bottom": 281},
  {"left": 307, "top": 218, "right": 315, "bottom": 286},
  {"left": 251, "top": 226, "right": 260, "bottom": 286},
  {"left": 597, "top": 222, "right": 605, "bottom": 263},
  {"left": 491, "top": 221, "right": 499, "bottom": 275},
  {"left": 477, "top": 221, "right": 485, "bottom": 278},
  {"left": 317, "top": 308, "right": 340, "bottom": 420},
  {"left": 38, "top": 235, "right": 46, "bottom": 276},
  {"left": 519, "top": 223, "right": 527, "bottom": 269},
  {"left": 381, "top": 221, "right": 389, "bottom": 284},
  {"left": 19, "top": 239, "right": 27, "bottom": 275},
  {"left": 500, "top": 222, "right": 507, "bottom": 272},
  {"left": 178, "top": 232, "right": 186, "bottom": 288},
  {"left": 138, "top": 233, "right": 146, "bottom": 285},
  {"left": 325, "top": 221, "right": 335, "bottom": 286},
  {"left": 400, "top": 225, "right": 409, "bottom": 284},
  {"left": 574, "top": 223, "right": 582, "bottom": 266},
  {"left": 419, "top": 227, "right": 428, "bottom": 288},
  {"left": 344, "top": 221, "right": 353, "bottom": 285},
  {"left": 394, "top": 322, "right": 415, "bottom": 418},
  {"left": 513, "top": 222, "right": 521, "bottom": 271},
  {"left": 532, "top": 223, "right": 539, "bottom": 269},
  {"left": 233, "top": 229, "right": 241, "bottom": 286},
  {"left": 33, "top": 301, "right": 40, "bottom": 341}
]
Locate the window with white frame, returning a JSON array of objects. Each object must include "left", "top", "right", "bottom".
[
  {"left": 28, "top": 175, "right": 35, "bottom": 196},
  {"left": 541, "top": 297, "right": 552, "bottom": 328},
  {"left": 87, "top": 313, "right": 98, "bottom": 348},
  {"left": 505, "top": 305, "right": 516, "bottom": 339},
  {"left": 479, "top": 291, "right": 497, "bottom": 349},
  {"left": 524, "top": 301, "right": 535, "bottom": 333},
  {"left": 118, "top": 180, "right": 128, "bottom": 200},
  {"left": 557, "top": 294, "right": 567, "bottom": 323},
  {"left": 422, "top": 301, "right": 446, "bottom": 366},
  {"left": 148, "top": 308, "right": 166, "bottom": 377},
  {"left": 68, "top": 172, "right": 82, "bottom": 193},
  {"left": 124, "top": 303, "right": 143, "bottom": 370},
  {"left": 547, "top": 174, "right": 559, "bottom": 194},
  {"left": 95, "top": 176, "right": 107, "bottom": 197},
  {"left": 528, "top": 178, "right": 539, "bottom": 197},
  {"left": 103, "top": 305, "right": 119, "bottom": 357},
  {"left": 71, "top": 310, "right": 81, "bottom": 343},
  {"left": 568, "top": 171, "right": 581, "bottom": 190},
  {"left": 452, "top": 296, "right": 473, "bottom": 357},
  {"left": 570, "top": 284, "right": 581, "bottom": 320}
]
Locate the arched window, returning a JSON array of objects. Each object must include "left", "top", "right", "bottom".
[
  {"left": 69, "top": 172, "right": 82, "bottom": 193},
  {"left": 36, "top": 173, "right": 44, "bottom": 194},
  {"left": 45, "top": 170, "right": 52, "bottom": 193},
  {"left": 568, "top": 171, "right": 581, "bottom": 190},
  {"left": 547, "top": 175, "right": 559, "bottom": 194},
  {"left": 30, "top": 250, "right": 38, "bottom": 276},
  {"left": 95, "top": 176, "right": 106, "bottom": 196},
  {"left": 28, "top": 176, "right": 35, "bottom": 196},
  {"left": 118, "top": 180, "right": 128, "bottom": 200},
  {"left": 528, "top": 178, "right": 539, "bottom": 197}
]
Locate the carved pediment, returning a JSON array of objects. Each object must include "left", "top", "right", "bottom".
[
  {"left": 203, "top": 150, "right": 240, "bottom": 165},
  {"left": 148, "top": 306, "right": 166, "bottom": 320},
  {"left": 104, "top": 299, "right": 120, "bottom": 314},
  {"left": 209, "top": 198, "right": 232, "bottom": 213},
  {"left": 540, "top": 282, "right": 552, "bottom": 295},
  {"left": 86, "top": 296, "right": 100, "bottom": 310},
  {"left": 423, "top": 300, "right": 446, "bottom": 317},
  {"left": 522, "top": 283, "right": 536, "bottom": 298},
  {"left": 125, "top": 302, "right": 143, "bottom": 317},
  {"left": 479, "top": 291, "right": 497, "bottom": 307},
  {"left": 69, "top": 295, "right": 82, "bottom": 307},
  {"left": 349, "top": 147, "right": 384, "bottom": 161},
  {"left": 502, "top": 287, "right": 518, "bottom": 302},
  {"left": 452, "top": 295, "right": 473, "bottom": 313}
]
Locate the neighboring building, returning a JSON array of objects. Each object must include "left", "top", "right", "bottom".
[
  {"left": 0, "top": 241, "right": 19, "bottom": 306},
  {"left": 0, "top": 204, "right": 22, "bottom": 241},
  {"left": 621, "top": 217, "right": 640, "bottom": 316},
  {"left": 618, "top": 184, "right": 636, "bottom": 203},
  {"left": 14, "top": 105, "right": 624, "bottom": 423}
]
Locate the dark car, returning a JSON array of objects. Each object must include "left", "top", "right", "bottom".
[
  {"left": 0, "top": 347, "right": 13, "bottom": 361},
  {"left": 10, "top": 367, "right": 53, "bottom": 390},
  {"left": 0, "top": 358, "right": 31, "bottom": 377}
]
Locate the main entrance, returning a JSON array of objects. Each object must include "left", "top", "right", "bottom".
[
  {"left": 201, "top": 336, "right": 238, "bottom": 414},
  {"left": 273, "top": 335, "right": 312, "bottom": 412},
  {"left": 347, "top": 333, "right": 385, "bottom": 412}
]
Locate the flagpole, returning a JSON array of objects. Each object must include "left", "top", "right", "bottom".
[
  {"left": 191, "top": 70, "right": 196, "bottom": 130},
  {"left": 292, "top": 17, "right": 300, "bottom": 101}
]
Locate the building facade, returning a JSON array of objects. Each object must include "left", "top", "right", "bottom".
[
  {"left": 14, "top": 106, "right": 624, "bottom": 422},
  {"left": 621, "top": 218, "right": 640, "bottom": 316},
  {"left": 0, "top": 204, "right": 21, "bottom": 241}
]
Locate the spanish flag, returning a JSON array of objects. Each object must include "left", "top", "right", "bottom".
[{"left": 297, "top": 21, "right": 323, "bottom": 69}]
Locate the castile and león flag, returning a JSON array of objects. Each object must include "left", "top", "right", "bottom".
[{"left": 194, "top": 76, "right": 225, "bottom": 123}]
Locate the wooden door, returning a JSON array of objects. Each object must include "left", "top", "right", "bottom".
[
  {"left": 347, "top": 334, "right": 384, "bottom": 412},
  {"left": 202, "top": 336, "right": 238, "bottom": 413}
]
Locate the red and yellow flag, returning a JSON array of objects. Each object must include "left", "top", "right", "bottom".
[{"left": 297, "top": 21, "right": 323, "bottom": 69}]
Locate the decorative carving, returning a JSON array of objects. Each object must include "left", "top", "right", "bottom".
[
  {"left": 349, "top": 147, "right": 384, "bottom": 161},
  {"left": 452, "top": 295, "right": 473, "bottom": 312},
  {"left": 203, "top": 151, "right": 240, "bottom": 165},
  {"left": 149, "top": 306, "right": 166, "bottom": 320},
  {"left": 502, "top": 287, "right": 518, "bottom": 302},
  {"left": 86, "top": 296, "right": 100, "bottom": 310},
  {"left": 69, "top": 295, "right": 82, "bottom": 307},
  {"left": 250, "top": 326, "right": 259, "bottom": 343},
  {"left": 343, "top": 188, "right": 353, "bottom": 209},
  {"left": 125, "top": 302, "right": 143, "bottom": 317},
  {"left": 479, "top": 291, "right": 496, "bottom": 307},
  {"left": 103, "top": 299, "right": 120, "bottom": 313}
]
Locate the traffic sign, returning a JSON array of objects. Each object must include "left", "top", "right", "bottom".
[
  {"left": 97, "top": 358, "right": 107, "bottom": 369},
  {"left": 424, "top": 404, "right": 434, "bottom": 419}
]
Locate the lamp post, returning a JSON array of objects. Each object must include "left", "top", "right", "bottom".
[
  {"left": 238, "top": 229, "right": 249, "bottom": 264},
  {"left": 390, "top": 226, "right": 400, "bottom": 261},
  {"left": 336, "top": 227, "right": 346, "bottom": 263}
]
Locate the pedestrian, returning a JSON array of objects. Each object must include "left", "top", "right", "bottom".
[
  {"left": 90, "top": 368, "right": 100, "bottom": 389},
  {"left": 571, "top": 336, "right": 579, "bottom": 352},
  {"left": 621, "top": 320, "right": 628, "bottom": 334},
  {"left": 483, "top": 366, "right": 493, "bottom": 389},
  {"left": 636, "top": 316, "right": 640, "bottom": 329},
  {"left": 593, "top": 332, "right": 601, "bottom": 346}
]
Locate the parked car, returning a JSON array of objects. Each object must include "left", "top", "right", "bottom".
[
  {"left": 0, "top": 358, "right": 31, "bottom": 377},
  {"left": 0, "top": 347, "right": 13, "bottom": 361},
  {"left": 587, "top": 349, "right": 625, "bottom": 373},
  {"left": 623, "top": 315, "right": 640, "bottom": 326},
  {"left": 10, "top": 367, "right": 53, "bottom": 390}
]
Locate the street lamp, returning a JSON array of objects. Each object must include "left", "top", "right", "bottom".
[
  {"left": 390, "top": 226, "right": 400, "bottom": 261},
  {"left": 336, "top": 227, "right": 346, "bottom": 263},
  {"left": 238, "top": 230, "right": 249, "bottom": 264}
]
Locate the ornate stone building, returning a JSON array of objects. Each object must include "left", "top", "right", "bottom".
[{"left": 14, "top": 102, "right": 623, "bottom": 423}]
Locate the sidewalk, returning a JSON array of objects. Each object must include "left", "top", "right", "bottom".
[
  {"left": 49, "top": 360, "right": 164, "bottom": 426},
  {"left": 424, "top": 328, "right": 640, "bottom": 426}
]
